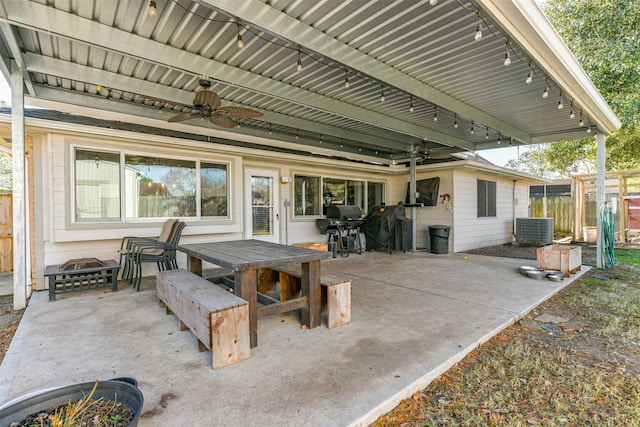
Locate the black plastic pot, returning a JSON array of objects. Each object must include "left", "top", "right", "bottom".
[{"left": 0, "top": 377, "right": 144, "bottom": 426}]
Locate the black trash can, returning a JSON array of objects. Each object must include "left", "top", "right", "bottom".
[{"left": 429, "top": 225, "right": 451, "bottom": 254}]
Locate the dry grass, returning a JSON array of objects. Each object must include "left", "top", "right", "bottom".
[{"left": 373, "top": 248, "right": 640, "bottom": 427}]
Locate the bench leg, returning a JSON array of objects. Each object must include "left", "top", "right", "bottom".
[
  {"left": 210, "top": 305, "right": 251, "bottom": 369},
  {"left": 326, "top": 281, "right": 351, "bottom": 328}
]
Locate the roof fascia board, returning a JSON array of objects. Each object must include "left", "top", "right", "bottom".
[
  {"left": 478, "top": 0, "right": 621, "bottom": 134},
  {"left": 3, "top": 0, "right": 475, "bottom": 151},
  {"left": 417, "top": 159, "right": 549, "bottom": 183}
]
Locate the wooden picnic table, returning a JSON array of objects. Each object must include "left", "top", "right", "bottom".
[{"left": 177, "top": 239, "right": 332, "bottom": 348}]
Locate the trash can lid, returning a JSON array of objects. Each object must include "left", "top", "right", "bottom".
[{"left": 429, "top": 225, "right": 451, "bottom": 230}]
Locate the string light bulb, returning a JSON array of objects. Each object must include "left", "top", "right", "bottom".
[
  {"left": 525, "top": 66, "right": 533, "bottom": 84},
  {"left": 454, "top": 114, "right": 458, "bottom": 129},
  {"left": 579, "top": 114, "right": 585, "bottom": 126},
  {"left": 503, "top": 42, "right": 511, "bottom": 66},
  {"left": 485, "top": 127, "right": 489, "bottom": 140},
  {"left": 542, "top": 84, "right": 549, "bottom": 99},
  {"left": 569, "top": 102, "right": 576, "bottom": 119},
  {"left": 470, "top": 121, "right": 475, "bottom": 135},
  {"left": 409, "top": 97, "right": 414, "bottom": 113},
  {"left": 379, "top": 86, "right": 385, "bottom": 103},
  {"left": 296, "top": 48, "right": 303, "bottom": 72},
  {"left": 429, "top": 0, "right": 438, "bottom": 5},
  {"left": 344, "top": 70, "right": 350, "bottom": 89},
  {"left": 433, "top": 108, "right": 438, "bottom": 122},
  {"left": 474, "top": 15, "right": 483, "bottom": 41},
  {"left": 558, "top": 97, "right": 564, "bottom": 110},
  {"left": 236, "top": 21, "right": 244, "bottom": 49},
  {"left": 497, "top": 133, "right": 501, "bottom": 144},
  {"left": 148, "top": 0, "right": 157, "bottom": 16},
  {"left": 295, "top": 130, "right": 299, "bottom": 140}
]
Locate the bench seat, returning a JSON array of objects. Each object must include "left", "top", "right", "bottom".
[
  {"left": 266, "top": 264, "right": 351, "bottom": 328},
  {"left": 156, "top": 269, "right": 250, "bottom": 369}
]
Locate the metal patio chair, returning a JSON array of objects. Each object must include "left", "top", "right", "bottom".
[
  {"left": 118, "top": 218, "right": 178, "bottom": 284},
  {"left": 128, "top": 221, "right": 187, "bottom": 290}
]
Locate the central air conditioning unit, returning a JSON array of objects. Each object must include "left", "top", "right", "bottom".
[{"left": 515, "top": 218, "right": 554, "bottom": 245}]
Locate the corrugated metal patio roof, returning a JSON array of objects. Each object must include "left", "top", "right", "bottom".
[{"left": 0, "top": 0, "right": 620, "bottom": 165}]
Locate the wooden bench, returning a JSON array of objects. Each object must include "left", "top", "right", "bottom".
[
  {"left": 263, "top": 265, "right": 351, "bottom": 328},
  {"left": 156, "top": 269, "right": 250, "bottom": 369}
]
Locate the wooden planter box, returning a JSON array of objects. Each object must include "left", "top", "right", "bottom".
[{"left": 537, "top": 244, "right": 582, "bottom": 277}]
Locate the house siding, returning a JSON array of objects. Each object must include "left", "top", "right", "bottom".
[
  {"left": 452, "top": 170, "right": 530, "bottom": 252},
  {"left": 27, "top": 124, "right": 541, "bottom": 290},
  {"left": 388, "top": 170, "right": 454, "bottom": 250}
]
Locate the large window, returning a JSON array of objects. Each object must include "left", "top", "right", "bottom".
[
  {"left": 477, "top": 179, "right": 497, "bottom": 217},
  {"left": 75, "top": 150, "right": 121, "bottom": 220},
  {"left": 294, "top": 175, "right": 321, "bottom": 216},
  {"left": 293, "top": 174, "right": 385, "bottom": 217},
  {"left": 74, "top": 147, "right": 230, "bottom": 221}
]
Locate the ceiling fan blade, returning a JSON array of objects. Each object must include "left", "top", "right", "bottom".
[
  {"left": 167, "top": 112, "right": 197, "bottom": 123},
  {"left": 209, "top": 115, "right": 236, "bottom": 128},
  {"left": 216, "top": 106, "right": 263, "bottom": 119},
  {"left": 194, "top": 90, "right": 221, "bottom": 109}
]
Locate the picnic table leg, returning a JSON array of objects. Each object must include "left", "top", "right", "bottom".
[
  {"left": 188, "top": 255, "right": 202, "bottom": 276},
  {"left": 236, "top": 269, "right": 258, "bottom": 348},
  {"left": 301, "top": 260, "right": 321, "bottom": 329}
]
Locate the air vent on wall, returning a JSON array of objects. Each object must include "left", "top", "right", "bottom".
[{"left": 515, "top": 218, "right": 553, "bottom": 245}]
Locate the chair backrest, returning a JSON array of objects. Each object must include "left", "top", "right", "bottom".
[
  {"left": 167, "top": 221, "right": 187, "bottom": 247},
  {"left": 158, "top": 219, "right": 178, "bottom": 243}
]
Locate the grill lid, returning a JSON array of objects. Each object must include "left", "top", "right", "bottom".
[{"left": 326, "top": 205, "right": 363, "bottom": 220}]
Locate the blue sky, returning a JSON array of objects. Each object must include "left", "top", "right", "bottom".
[{"left": 0, "top": 75, "right": 521, "bottom": 167}]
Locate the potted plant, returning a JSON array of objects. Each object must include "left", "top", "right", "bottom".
[{"left": 0, "top": 377, "right": 143, "bottom": 426}]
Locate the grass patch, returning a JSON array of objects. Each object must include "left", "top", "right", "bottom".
[{"left": 373, "top": 248, "right": 640, "bottom": 427}]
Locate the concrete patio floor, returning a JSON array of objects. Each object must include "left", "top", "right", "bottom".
[{"left": 0, "top": 251, "right": 589, "bottom": 426}]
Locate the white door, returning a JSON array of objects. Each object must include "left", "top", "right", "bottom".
[{"left": 244, "top": 168, "right": 280, "bottom": 243}]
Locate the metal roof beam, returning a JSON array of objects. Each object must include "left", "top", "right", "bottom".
[{"left": 24, "top": 55, "right": 409, "bottom": 151}]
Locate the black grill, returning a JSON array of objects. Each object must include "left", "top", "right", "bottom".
[
  {"left": 316, "top": 205, "right": 365, "bottom": 257},
  {"left": 362, "top": 204, "right": 413, "bottom": 253}
]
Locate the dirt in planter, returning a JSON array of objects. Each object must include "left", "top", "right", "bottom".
[{"left": 13, "top": 398, "right": 135, "bottom": 427}]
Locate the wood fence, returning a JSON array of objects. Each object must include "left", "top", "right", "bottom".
[
  {"left": 0, "top": 193, "right": 12, "bottom": 272},
  {"left": 530, "top": 196, "right": 572, "bottom": 233}
]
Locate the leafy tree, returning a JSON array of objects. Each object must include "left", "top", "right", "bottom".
[
  {"left": 508, "top": 0, "right": 639, "bottom": 177},
  {"left": 0, "top": 153, "right": 11, "bottom": 191}
]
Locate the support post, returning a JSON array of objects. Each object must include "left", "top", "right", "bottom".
[
  {"left": 409, "top": 146, "right": 417, "bottom": 252},
  {"left": 595, "top": 132, "right": 605, "bottom": 269},
  {"left": 11, "top": 62, "right": 28, "bottom": 310}
]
